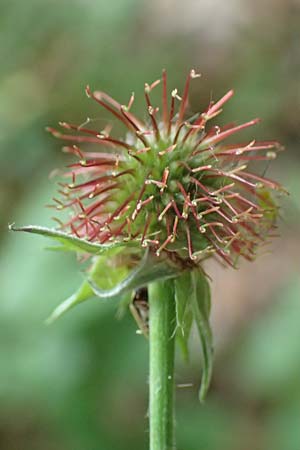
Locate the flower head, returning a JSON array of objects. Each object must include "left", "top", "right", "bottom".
[
  {"left": 10, "top": 70, "right": 287, "bottom": 406},
  {"left": 47, "top": 69, "right": 284, "bottom": 268}
]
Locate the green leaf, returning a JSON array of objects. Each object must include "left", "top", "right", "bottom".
[
  {"left": 175, "top": 271, "right": 191, "bottom": 328},
  {"left": 47, "top": 248, "right": 129, "bottom": 323},
  {"left": 174, "top": 271, "right": 194, "bottom": 361},
  {"left": 176, "top": 308, "right": 193, "bottom": 362},
  {"left": 191, "top": 269, "right": 213, "bottom": 402},
  {"left": 46, "top": 280, "right": 94, "bottom": 324},
  {"left": 9, "top": 224, "right": 135, "bottom": 255},
  {"left": 88, "top": 250, "right": 180, "bottom": 300}
]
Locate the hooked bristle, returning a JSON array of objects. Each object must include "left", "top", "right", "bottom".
[{"left": 48, "top": 70, "right": 285, "bottom": 267}]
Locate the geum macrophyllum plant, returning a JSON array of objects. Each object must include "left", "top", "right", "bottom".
[{"left": 11, "top": 69, "right": 285, "bottom": 450}]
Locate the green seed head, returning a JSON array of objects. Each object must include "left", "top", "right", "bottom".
[{"left": 48, "top": 70, "right": 285, "bottom": 268}]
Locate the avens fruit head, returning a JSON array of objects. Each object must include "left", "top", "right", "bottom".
[{"left": 47, "top": 69, "right": 284, "bottom": 269}]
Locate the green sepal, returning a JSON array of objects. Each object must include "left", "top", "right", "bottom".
[
  {"left": 176, "top": 308, "right": 193, "bottom": 363},
  {"left": 47, "top": 248, "right": 129, "bottom": 323},
  {"left": 191, "top": 269, "right": 213, "bottom": 402},
  {"left": 174, "top": 271, "right": 194, "bottom": 362},
  {"left": 9, "top": 225, "right": 136, "bottom": 255},
  {"left": 46, "top": 280, "right": 94, "bottom": 324},
  {"left": 88, "top": 250, "right": 180, "bottom": 300}
]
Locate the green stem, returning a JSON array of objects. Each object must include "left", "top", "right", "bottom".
[{"left": 148, "top": 279, "right": 176, "bottom": 450}]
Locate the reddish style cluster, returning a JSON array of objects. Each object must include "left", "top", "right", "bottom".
[{"left": 47, "top": 70, "right": 284, "bottom": 267}]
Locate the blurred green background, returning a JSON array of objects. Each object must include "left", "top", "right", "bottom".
[{"left": 1, "top": 1, "right": 299, "bottom": 449}]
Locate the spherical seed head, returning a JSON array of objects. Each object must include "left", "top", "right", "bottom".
[{"left": 48, "top": 70, "right": 286, "bottom": 268}]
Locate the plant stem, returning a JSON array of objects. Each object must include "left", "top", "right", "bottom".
[{"left": 148, "top": 279, "right": 176, "bottom": 450}]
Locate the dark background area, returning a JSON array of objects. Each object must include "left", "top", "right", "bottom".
[{"left": 0, "top": 1, "right": 299, "bottom": 449}]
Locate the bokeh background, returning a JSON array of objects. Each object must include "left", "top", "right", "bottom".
[{"left": 1, "top": 1, "right": 300, "bottom": 449}]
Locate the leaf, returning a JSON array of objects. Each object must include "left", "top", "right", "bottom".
[
  {"left": 44, "top": 245, "right": 76, "bottom": 252},
  {"left": 176, "top": 308, "right": 194, "bottom": 362},
  {"left": 174, "top": 271, "right": 194, "bottom": 361},
  {"left": 46, "top": 248, "right": 129, "bottom": 323},
  {"left": 88, "top": 249, "right": 180, "bottom": 300},
  {"left": 175, "top": 271, "right": 191, "bottom": 328},
  {"left": 9, "top": 224, "right": 135, "bottom": 255},
  {"left": 191, "top": 269, "right": 213, "bottom": 402},
  {"left": 46, "top": 280, "right": 94, "bottom": 324}
]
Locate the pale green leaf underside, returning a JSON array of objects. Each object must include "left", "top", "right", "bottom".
[
  {"left": 48, "top": 249, "right": 179, "bottom": 322},
  {"left": 9, "top": 225, "right": 134, "bottom": 322},
  {"left": 46, "top": 252, "right": 119, "bottom": 323},
  {"left": 88, "top": 250, "right": 180, "bottom": 300},
  {"left": 46, "top": 280, "right": 93, "bottom": 324},
  {"left": 174, "top": 271, "right": 194, "bottom": 362},
  {"left": 191, "top": 269, "right": 213, "bottom": 402},
  {"left": 9, "top": 225, "right": 136, "bottom": 255}
]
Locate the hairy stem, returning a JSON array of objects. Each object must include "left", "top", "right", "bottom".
[{"left": 148, "top": 279, "right": 176, "bottom": 450}]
